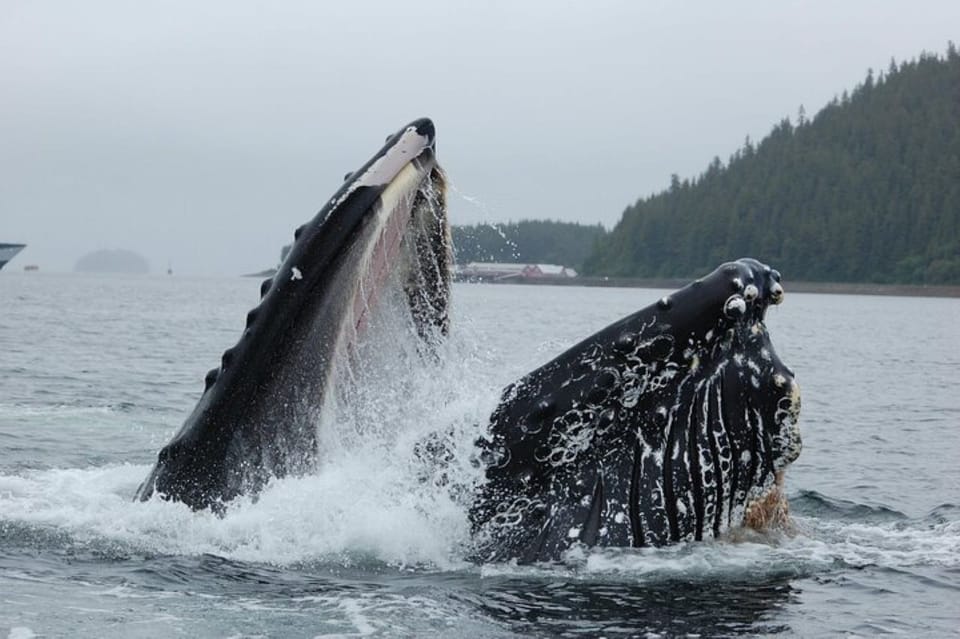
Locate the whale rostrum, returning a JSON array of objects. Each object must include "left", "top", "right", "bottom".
[{"left": 136, "top": 119, "right": 801, "bottom": 563}]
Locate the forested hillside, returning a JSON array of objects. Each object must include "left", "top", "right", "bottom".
[
  {"left": 452, "top": 220, "right": 606, "bottom": 270},
  {"left": 585, "top": 46, "right": 960, "bottom": 284}
]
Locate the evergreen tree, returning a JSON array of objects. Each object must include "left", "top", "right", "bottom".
[{"left": 584, "top": 46, "right": 960, "bottom": 284}]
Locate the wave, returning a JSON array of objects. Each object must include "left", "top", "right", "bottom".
[
  {"left": 0, "top": 403, "right": 118, "bottom": 419},
  {"left": 789, "top": 489, "right": 909, "bottom": 522},
  {"left": 2, "top": 461, "right": 958, "bottom": 584}
]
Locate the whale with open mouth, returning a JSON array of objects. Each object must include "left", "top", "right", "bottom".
[
  {"left": 136, "top": 119, "right": 801, "bottom": 563},
  {"left": 135, "top": 119, "right": 451, "bottom": 511}
]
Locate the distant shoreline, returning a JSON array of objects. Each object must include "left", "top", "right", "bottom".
[
  {"left": 459, "top": 275, "right": 960, "bottom": 298},
  {"left": 244, "top": 269, "right": 960, "bottom": 298}
]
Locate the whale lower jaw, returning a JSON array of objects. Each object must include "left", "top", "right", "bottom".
[{"left": 742, "top": 380, "right": 802, "bottom": 533}]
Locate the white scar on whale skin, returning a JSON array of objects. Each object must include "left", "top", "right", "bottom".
[
  {"left": 291, "top": 267, "right": 303, "bottom": 281},
  {"left": 327, "top": 126, "right": 431, "bottom": 212}
]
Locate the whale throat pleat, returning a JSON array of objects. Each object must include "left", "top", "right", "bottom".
[{"left": 578, "top": 475, "right": 606, "bottom": 547}]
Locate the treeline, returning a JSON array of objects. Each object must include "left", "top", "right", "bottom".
[
  {"left": 452, "top": 220, "right": 607, "bottom": 270},
  {"left": 585, "top": 45, "right": 960, "bottom": 284}
]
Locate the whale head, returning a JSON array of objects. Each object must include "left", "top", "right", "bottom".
[{"left": 471, "top": 258, "right": 801, "bottom": 562}]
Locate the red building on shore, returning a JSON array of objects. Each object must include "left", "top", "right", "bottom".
[{"left": 456, "top": 262, "right": 578, "bottom": 282}]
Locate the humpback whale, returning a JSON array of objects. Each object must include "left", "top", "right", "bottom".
[
  {"left": 137, "top": 119, "right": 801, "bottom": 563},
  {"left": 469, "top": 259, "right": 801, "bottom": 562},
  {"left": 136, "top": 119, "right": 451, "bottom": 510}
]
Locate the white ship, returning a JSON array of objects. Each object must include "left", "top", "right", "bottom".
[{"left": 0, "top": 243, "right": 26, "bottom": 270}]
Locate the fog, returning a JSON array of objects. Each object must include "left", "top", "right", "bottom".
[{"left": 2, "top": 1, "right": 957, "bottom": 275}]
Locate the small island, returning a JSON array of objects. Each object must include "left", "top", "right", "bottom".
[{"left": 75, "top": 249, "right": 150, "bottom": 274}]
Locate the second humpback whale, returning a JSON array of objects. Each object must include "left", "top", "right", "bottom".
[
  {"left": 469, "top": 258, "right": 801, "bottom": 562},
  {"left": 136, "top": 119, "right": 802, "bottom": 563}
]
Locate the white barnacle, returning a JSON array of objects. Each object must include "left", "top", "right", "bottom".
[
  {"left": 723, "top": 295, "right": 747, "bottom": 318},
  {"left": 290, "top": 266, "right": 303, "bottom": 281},
  {"left": 567, "top": 526, "right": 582, "bottom": 539},
  {"left": 770, "top": 282, "right": 784, "bottom": 304},
  {"left": 743, "top": 284, "right": 759, "bottom": 301}
]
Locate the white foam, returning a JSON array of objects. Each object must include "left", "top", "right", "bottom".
[
  {"left": 800, "top": 517, "right": 960, "bottom": 568},
  {"left": 478, "top": 514, "right": 960, "bottom": 583},
  {"left": 0, "top": 445, "right": 476, "bottom": 570},
  {"left": 0, "top": 297, "right": 498, "bottom": 570},
  {"left": 2, "top": 454, "right": 958, "bottom": 580}
]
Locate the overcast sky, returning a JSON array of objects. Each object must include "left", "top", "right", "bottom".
[{"left": 2, "top": 1, "right": 957, "bottom": 275}]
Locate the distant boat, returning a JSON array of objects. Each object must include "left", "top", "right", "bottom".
[
  {"left": 0, "top": 243, "right": 26, "bottom": 271},
  {"left": 23, "top": 264, "right": 39, "bottom": 272}
]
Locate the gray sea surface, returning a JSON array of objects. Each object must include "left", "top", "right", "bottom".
[{"left": 1, "top": 272, "right": 958, "bottom": 638}]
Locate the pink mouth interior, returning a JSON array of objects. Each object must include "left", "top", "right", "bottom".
[{"left": 350, "top": 192, "right": 412, "bottom": 337}]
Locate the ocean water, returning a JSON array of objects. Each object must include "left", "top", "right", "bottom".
[{"left": 1, "top": 272, "right": 958, "bottom": 638}]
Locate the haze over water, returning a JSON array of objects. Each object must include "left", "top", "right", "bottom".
[{"left": 4, "top": 2, "right": 959, "bottom": 275}]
